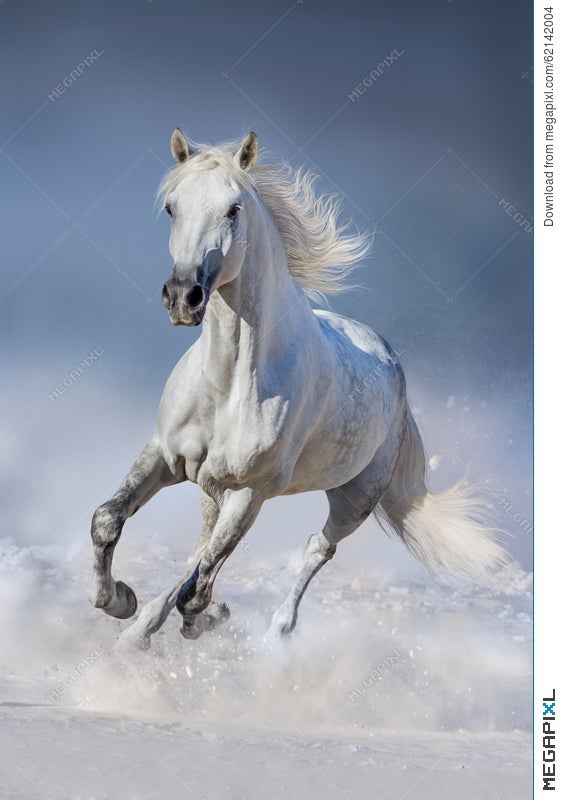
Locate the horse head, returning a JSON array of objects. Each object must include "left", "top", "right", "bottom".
[{"left": 160, "top": 129, "right": 258, "bottom": 326}]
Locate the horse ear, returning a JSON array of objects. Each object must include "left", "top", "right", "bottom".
[
  {"left": 171, "top": 128, "right": 190, "bottom": 164},
  {"left": 235, "top": 132, "right": 258, "bottom": 171}
]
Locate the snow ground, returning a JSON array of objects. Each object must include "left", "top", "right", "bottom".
[{"left": 0, "top": 537, "right": 531, "bottom": 799}]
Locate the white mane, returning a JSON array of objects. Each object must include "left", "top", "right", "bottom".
[{"left": 157, "top": 140, "right": 372, "bottom": 304}]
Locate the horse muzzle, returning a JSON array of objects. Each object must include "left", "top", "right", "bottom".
[{"left": 162, "top": 279, "right": 207, "bottom": 327}]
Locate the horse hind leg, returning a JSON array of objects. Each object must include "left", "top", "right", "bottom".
[
  {"left": 268, "top": 417, "right": 407, "bottom": 639},
  {"left": 90, "top": 437, "right": 182, "bottom": 619},
  {"left": 268, "top": 475, "right": 387, "bottom": 638},
  {"left": 268, "top": 530, "right": 336, "bottom": 637}
]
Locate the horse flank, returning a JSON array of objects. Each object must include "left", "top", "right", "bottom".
[{"left": 157, "top": 139, "right": 373, "bottom": 304}]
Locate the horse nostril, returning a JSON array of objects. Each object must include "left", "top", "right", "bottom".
[
  {"left": 162, "top": 283, "right": 172, "bottom": 308},
  {"left": 185, "top": 284, "right": 205, "bottom": 309}
]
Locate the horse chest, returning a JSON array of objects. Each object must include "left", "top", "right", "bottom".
[{"left": 163, "top": 390, "right": 290, "bottom": 493}]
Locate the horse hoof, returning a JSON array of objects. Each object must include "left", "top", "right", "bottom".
[
  {"left": 111, "top": 581, "right": 138, "bottom": 619},
  {"left": 179, "top": 601, "right": 230, "bottom": 640},
  {"left": 267, "top": 624, "right": 292, "bottom": 641},
  {"left": 180, "top": 621, "right": 202, "bottom": 640},
  {"left": 212, "top": 601, "right": 231, "bottom": 624},
  {"left": 268, "top": 608, "right": 296, "bottom": 639}
]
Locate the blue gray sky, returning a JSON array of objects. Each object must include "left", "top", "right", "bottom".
[{"left": 0, "top": 0, "right": 532, "bottom": 569}]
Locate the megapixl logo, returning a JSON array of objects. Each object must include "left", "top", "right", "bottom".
[{"left": 542, "top": 690, "right": 556, "bottom": 791}]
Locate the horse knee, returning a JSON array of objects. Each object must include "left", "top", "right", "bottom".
[
  {"left": 307, "top": 532, "right": 336, "bottom": 561},
  {"left": 91, "top": 500, "right": 124, "bottom": 548}
]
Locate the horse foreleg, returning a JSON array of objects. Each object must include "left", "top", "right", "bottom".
[
  {"left": 176, "top": 487, "right": 261, "bottom": 639},
  {"left": 90, "top": 437, "right": 181, "bottom": 619},
  {"left": 117, "top": 493, "right": 222, "bottom": 648}
]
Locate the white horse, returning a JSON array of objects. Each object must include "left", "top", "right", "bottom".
[{"left": 90, "top": 130, "right": 506, "bottom": 647}]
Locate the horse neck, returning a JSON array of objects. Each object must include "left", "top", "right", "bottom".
[{"left": 199, "top": 203, "right": 309, "bottom": 382}]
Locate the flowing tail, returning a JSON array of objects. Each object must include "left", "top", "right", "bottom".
[{"left": 375, "top": 407, "right": 508, "bottom": 583}]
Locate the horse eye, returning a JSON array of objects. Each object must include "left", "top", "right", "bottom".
[
  {"left": 165, "top": 204, "right": 172, "bottom": 217},
  {"left": 227, "top": 203, "right": 241, "bottom": 219}
]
